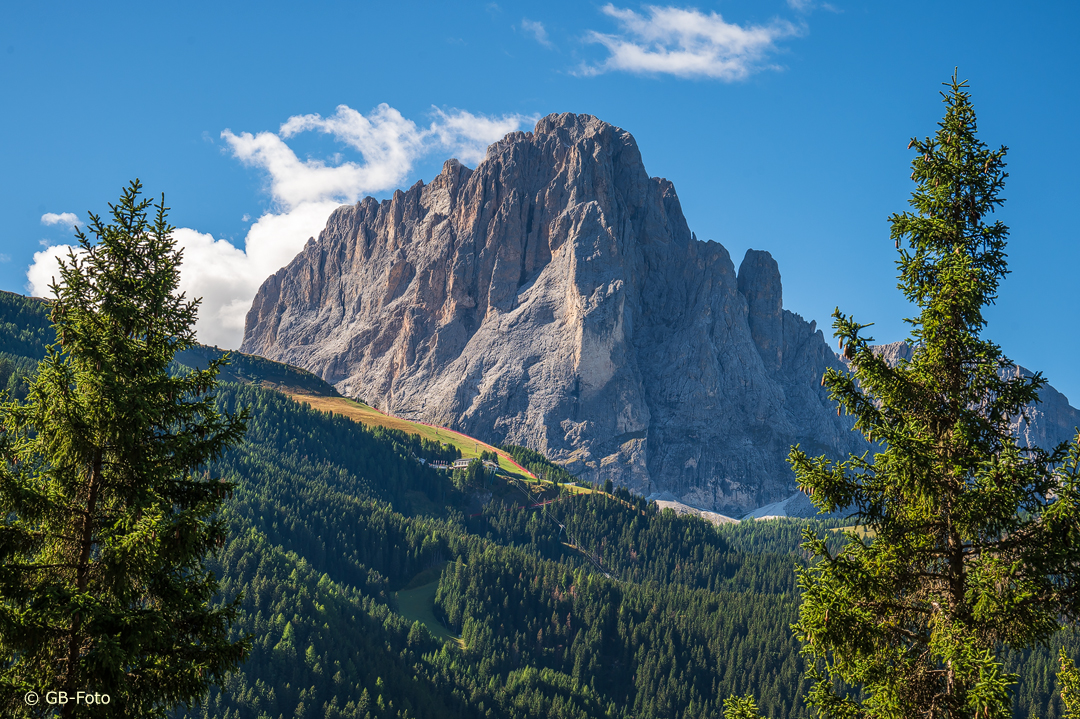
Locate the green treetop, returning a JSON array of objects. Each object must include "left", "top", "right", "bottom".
[
  {"left": 789, "top": 73, "right": 1080, "bottom": 718},
  {"left": 0, "top": 181, "right": 249, "bottom": 717}
]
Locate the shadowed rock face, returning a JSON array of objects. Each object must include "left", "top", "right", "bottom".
[{"left": 241, "top": 113, "right": 867, "bottom": 514}]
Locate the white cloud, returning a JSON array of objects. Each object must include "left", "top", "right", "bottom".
[
  {"left": 41, "top": 212, "right": 80, "bottom": 228},
  {"left": 425, "top": 108, "right": 533, "bottom": 163},
  {"left": 786, "top": 0, "right": 838, "bottom": 12},
  {"left": 522, "top": 18, "right": 553, "bottom": 47},
  {"left": 582, "top": 4, "right": 801, "bottom": 80},
  {"left": 222, "top": 129, "right": 376, "bottom": 211},
  {"left": 28, "top": 104, "right": 534, "bottom": 348},
  {"left": 26, "top": 244, "right": 84, "bottom": 298},
  {"left": 272, "top": 103, "right": 529, "bottom": 174}
]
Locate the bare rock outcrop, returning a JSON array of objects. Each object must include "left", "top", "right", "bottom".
[{"left": 241, "top": 113, "right": 870, "bottom": 514}]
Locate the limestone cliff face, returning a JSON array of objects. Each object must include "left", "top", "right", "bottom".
[{"left": 241, "top": 113, "right": 866, "bottom": 514}]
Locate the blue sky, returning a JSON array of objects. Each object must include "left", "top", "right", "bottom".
[{"left": 2, "top": 1, "right": 1078, "bottom": 403}]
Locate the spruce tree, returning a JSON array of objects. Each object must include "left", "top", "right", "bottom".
[
  {"left": 790, "top": 73, "right": 1080, "bottom": 718},
  {"left": 0, "top": 181, "right": 249, "bottom": 717}
]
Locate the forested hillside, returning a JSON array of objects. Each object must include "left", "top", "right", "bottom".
[
  {"left": 0, "top": 290, "right": 52, "bottom": 359},
  {"left": 0, "top": 291, "right": 51, "bottom": 400},
  {"left": 191, "top": 383, "right": 820, "bottom": 719},
  {"left": 0, "top": 290, "right": 1074, "bottom": 719},
  {"left": 190, "top": 387, "right": 1080, "bottom": 719}
]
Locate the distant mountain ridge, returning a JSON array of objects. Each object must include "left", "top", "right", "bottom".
[
  {"left": 872, "top": 341, "right": 1080, "bottom": 452},
  {"left": 0, "top": 290, "right": 337, "bottom": 397},
  {"left": 745, "top": 342, "right": 1080, "bottom": 521}
]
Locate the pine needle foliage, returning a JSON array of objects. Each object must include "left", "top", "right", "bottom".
[
  {"left": 1060, "top": 649, "right": 1080, "bottom": 719},
  {"left": 789, "top": 73, "right": 1080, "bottom": 719},
  {"left": 724, "top": 692, "right": 763, "bottom": 719},
  {"left": 0, "top": 181, "right": 249, "bottom": 717}
]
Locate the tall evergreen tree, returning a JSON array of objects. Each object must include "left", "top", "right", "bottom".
[
  {"left": 0, "top": 181, "right": 249, "bottom": 717},
  {"left": 789, "top": 73, "right": 1080, "bottom": 718}
]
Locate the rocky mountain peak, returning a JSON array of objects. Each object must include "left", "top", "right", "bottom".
[
  {"left": 738, "top": 250, "right": 784, "bottom": 373},
  {"left": 241, "top": 113, "right": 869, "bottom": 513}
]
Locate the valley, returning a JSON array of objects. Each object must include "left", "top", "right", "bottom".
[{"left": 1, "top": 290, "right": 1074, "bottom": 718}]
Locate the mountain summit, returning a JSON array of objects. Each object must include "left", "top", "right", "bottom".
[{"left": 241, "top": 113, "right": 865, "bottom": 513}]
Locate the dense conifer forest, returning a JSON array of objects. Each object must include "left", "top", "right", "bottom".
[{"left": 0, "top": 291, "right": 1075, "bottom": 718}]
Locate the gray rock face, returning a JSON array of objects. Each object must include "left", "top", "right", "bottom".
[{"left": 241, "top": 113, "right": 868, "bottom": 514}]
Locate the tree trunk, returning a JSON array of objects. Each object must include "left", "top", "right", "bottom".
[{"left": 61, "top": 450, "right": 102, "bottom": 719}]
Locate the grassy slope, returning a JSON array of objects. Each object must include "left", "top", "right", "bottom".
[
  {"left": 282, "top": 391, "right": 537, "bottom": 480},
  {"left": 393, "top": 562, "right": 464, "bottom": 648},
  {"left": 395, "top": 580, "right": 455, "bottom": 642}
]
